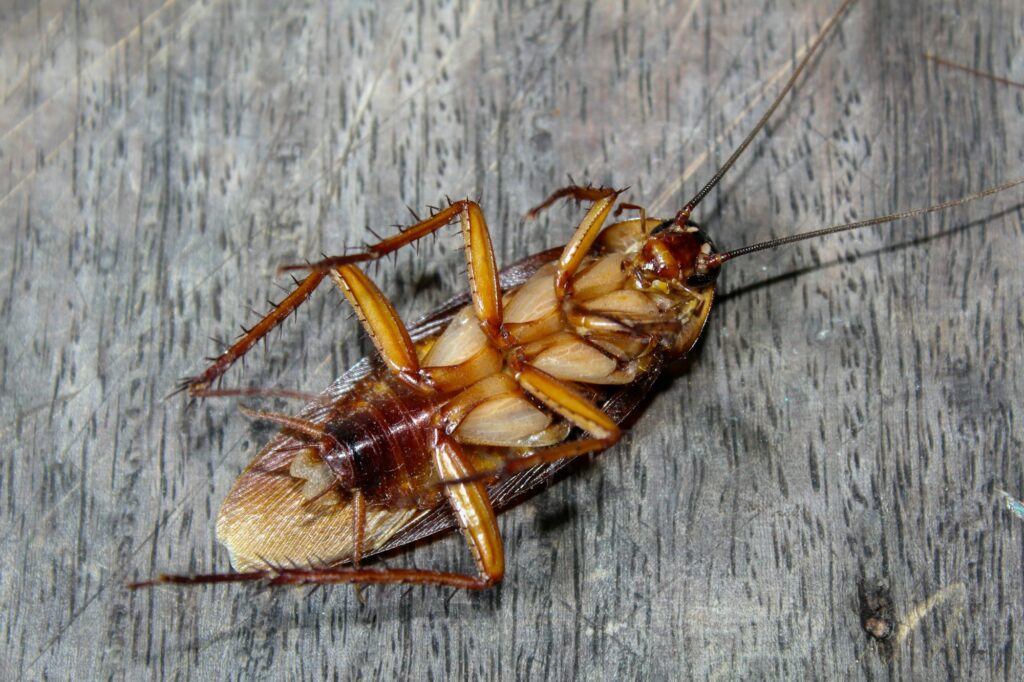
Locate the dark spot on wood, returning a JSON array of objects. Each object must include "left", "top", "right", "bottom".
[{"left": 858, "top": 580, "right": 896, "bottom": 660}]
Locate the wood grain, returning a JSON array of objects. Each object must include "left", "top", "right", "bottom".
[{"left": 2, "top": 0, "right": 1022, "bottom": 678}]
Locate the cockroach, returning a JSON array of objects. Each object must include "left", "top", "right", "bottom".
[{"left": 131, "top": 0, "right": 1022, "bottom": 591}]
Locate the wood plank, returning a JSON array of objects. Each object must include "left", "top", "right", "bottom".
[{"left": 1, "top": 0, "right": 1021, "bottom": 678}]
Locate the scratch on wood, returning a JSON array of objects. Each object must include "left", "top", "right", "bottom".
[{"left": 893, "top": 582, "right": 967, "bottom": 651}]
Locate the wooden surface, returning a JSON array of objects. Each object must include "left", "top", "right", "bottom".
[{"left": 2, "top": 0, "right": 1022, "bottom": 678}]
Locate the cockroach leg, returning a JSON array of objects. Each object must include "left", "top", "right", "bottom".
[
  {"left": 284, "top": 200, "right": 508, "bottom": 351},
  {"left": 279, "top": 200, "right": 499, "bottom": 282},
  {"left": 555, "top": 192, "right": 621, "bottom": 298},
  {"left": 188, "top": 385, "right": 326, "bottom": 403},
  {"left": 188, "top": 199, "right": 508, "bottom": 396},
  {"left": 327, "top": 199, "right": 509, "bottom": 383},
  {"left": 265, "top": 568, "right": 496, "bottom": 589},
  {"left": 430, "top": 435, "right": 504, "bottom": 587},
  {"left": 436, "top": 435, "right": 622, "bottom": 488},
  {"left": 350, "top": 488, "right": 366, "bottom": 568},
  {"left": 613, "top": 201, "right": 645, "bottom": 218},
  {"left": 433, "top": 433, "right": 624, "bottom": 493},
  {"left": 503, "top": 437, "right": 617, "bottom": 475},
  {"left": 133, "top": 567, "right": 498, "bottom": 591},
  {"left": 525, "top": 184, "right": 619, "bottom": 220},
  {"left": 456, "top": 202, "right": 504, "bottom": 345},
  {"left": 181, "top": 270, "right": 327, "bottom": 395},
  {"left": 330, "top": 264, "right": 425, "bottom": 387},
  {"left": 613, "top": 202, "right": 649, "bottom": 235},
  {"left": 512, "top": 363, "right": 621, "bottom": 447},
  {"left": 237, "top": 406, "right": 338, "bottom": 445}
]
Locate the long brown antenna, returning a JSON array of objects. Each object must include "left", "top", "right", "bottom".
[
  {"left": 922, "top": 53, "right": 1024, "bottom": 90},
  {"left": 700, "top": 177, "right": 1024, "bottom": 271},
  {"left": 674, "top": 0, "right": 857, "bottom": 226}
]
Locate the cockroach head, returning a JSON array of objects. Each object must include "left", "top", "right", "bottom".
[{"left": 635, "top": 220, "right": 720, "bottom": 289}]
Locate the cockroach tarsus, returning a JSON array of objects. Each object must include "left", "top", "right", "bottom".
[{"left": 131, "top": 0, "right": 1023, "bottom": 592}]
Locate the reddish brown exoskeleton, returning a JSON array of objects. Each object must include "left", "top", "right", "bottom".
[{"left": 131, "top": 0, "right": 1022, "bottom": 591}]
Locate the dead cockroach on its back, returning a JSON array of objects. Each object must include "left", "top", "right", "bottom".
[{"left": 132, "top": 0, "right": 1023, "bottom": 592}]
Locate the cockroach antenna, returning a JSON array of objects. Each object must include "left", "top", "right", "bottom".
[
  {"left": 695, "top": 178, "right": 1024, "bottom": 276},
  {"left": 673, "top": 0, "right": 859, "bottom": 228},
  {"left": 669, "top": 0, "right": 1023, "bottom": 278}
]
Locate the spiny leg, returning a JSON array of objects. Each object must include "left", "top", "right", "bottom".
[
  {"left": 330, "top": 264, "right": 423, "bottom": 386},
  {"left": 526, "top": 184, "right": 620, "bottom": 220},
  {"left": 457, "top": 201, "right": 503, "bottom": 344},
  {"left": 136, "top": 567, "right": 491, "bottom": 590},
  {"left": 511, "top": 360, "right": 621, "bottom": 466},
  {"left": 296, "top": 199, "right": 506, "bottom": 350},
  {"left": 327, "top": 201, "right": 505, "bottom": 384},
  {"left": 281, "top": 200, "right": 500, "bottom": 300},
  {"left": 554, "top": 190, "right": 621, "bottom": 298},
  {"left": 438, "top": 363, "right": 623, "bottom": 487},
  {"left": 182, "top": 271, "right": 327, "bottom": 395},
  {"left": 350, "top": 488, "right": 366, "bottom": 568},
  {"left": 185, "top": 199, "right": 503, "bottom": 396}
]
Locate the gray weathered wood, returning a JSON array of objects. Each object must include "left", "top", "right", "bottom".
[{"left": 2, "top": 0, "right": 1022, "bottom": 678}]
